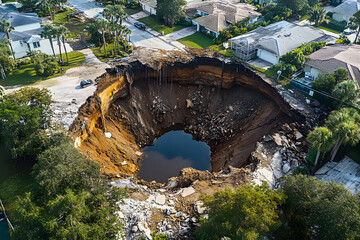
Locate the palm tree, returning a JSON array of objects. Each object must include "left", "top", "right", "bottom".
[
  {"left": 58, "top": 25, "right": 70, "bottom": 64},
  {"left": 53, "top": 25, "right": 63, "bottom": 64},
  {"left": 309, "top": 7, "right": 329, "bottom": 26},
  {"left": 97, "top": 19, "right": 109, "bottom": 58},
  {"left": 350, "top": 10, "right": 360, "bottom": 43},
  {"left": 123, "top": 26, "right": 132, "bottom": 42},
  {"left": 307, "top": 127, "right": 333, "bottom": 166},
  {"left": 332, "top": 81, "right": 360, "bottom": 109},
  {"left": 0, "top": 85, "right": 4, "bottom": 100},
  {"left": 326, "top": 108, "right": 360, "bottom": 162},
  {"left": 0, "top": 19, "right": 15, "bottom": 59},
  {"left": 41, "top": 24, "right": 56, "bottom": 57}
]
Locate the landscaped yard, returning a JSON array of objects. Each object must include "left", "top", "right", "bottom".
[
  {"left": 138, "top": 15, "right": 187, "bottom": 35},
  {"left": 1, "top": 51, "right": 85, "bottom": 86},
  {"left": 54, "top": 8, "right": 91, "bottom": 39},
  {"left": 178, "top": 32, "right": 214, "bottom": 49},
  {"left": 124, "top": 7, "right": 142, "bottom": 15},
  {"left": 317, "top": 25, "right": 341, "bottom": 34},
  {"left": 90, "top": 43, "right": 129, "bottom": 62}
]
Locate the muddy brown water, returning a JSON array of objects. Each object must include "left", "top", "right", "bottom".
[{"left": 138, "top": 131, "right": 210, "bottom": 183}]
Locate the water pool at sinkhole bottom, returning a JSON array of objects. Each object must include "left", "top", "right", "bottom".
[{"left": 138, "top": 131, "right": 211, "bottom": 183}]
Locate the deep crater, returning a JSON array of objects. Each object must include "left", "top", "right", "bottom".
[{"left": 70, "top": 53, "right": 301, "bottom": 180}]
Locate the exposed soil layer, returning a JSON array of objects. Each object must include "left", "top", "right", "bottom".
[{"left": 70, "top": 52, "right": 302, "bottom": 179}]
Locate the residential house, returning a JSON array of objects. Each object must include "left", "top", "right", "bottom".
[
  {"left": 304, "top": 44, "right": 360, "bottom": 87},
  {"left": 229, "top": 21, "right": 335, "bottom": 65},
  {"left": 0, "top": 3, "right": 72, "bottom": 59},
  {"left": 192, "top": 2, "right": 262, "bottom": 37},
  {"left": 139, "top": 0, "right": 157, "bottom": 15},
  {"left": 332, "top": 0, "right": 360, "bottom": 24}
]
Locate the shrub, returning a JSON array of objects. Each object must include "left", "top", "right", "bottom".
[
  {"left": 34, "top": 62, "right": 44, "bottom": 76},
  {"left": 43, "top": 61, "right": 59, "bottom": 76}
]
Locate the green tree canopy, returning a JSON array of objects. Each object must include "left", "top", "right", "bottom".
[
  {"left": 282, "top": 175, "right": 360, "bottom": 240},
  {"left": 309, "top": 7, "right": 329, "bottom": 26},
  {"left": 156, "top": 0, "right": 186, "bottom": 27},
  {"left": 0, "top": 87, "right": 52, "bottom": 160},
  {"left": 194, "top": 183, "right": 285, "bottom": 240}
]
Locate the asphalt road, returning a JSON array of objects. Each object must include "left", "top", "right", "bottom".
[{"left": 67, "top": 0, "right": 178, "bottom": 50}]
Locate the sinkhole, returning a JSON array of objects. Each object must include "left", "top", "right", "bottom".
[{"left": 70, "top": 55, "right": 299, "bottom": 181}]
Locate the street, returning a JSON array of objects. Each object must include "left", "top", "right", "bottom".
[{"left": 67, "top": 0, "right": 179, "bottom": 50}]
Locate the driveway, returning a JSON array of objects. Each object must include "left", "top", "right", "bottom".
[{"left": 5, "top": 48, "right": 109, "bottom": 128}]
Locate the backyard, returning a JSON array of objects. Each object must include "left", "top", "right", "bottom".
[
  {"left": 138, "top": 15, "right": 187, "bottom": 35},
  {"left": 1, "top": 51, "right": 85, "bottom": 86},
  {"left": 53, "top": 8, "right": 91, "bottom": 39}
]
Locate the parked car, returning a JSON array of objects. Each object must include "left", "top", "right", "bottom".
[
  {"left": 343, "top": 28, "right": 356, "bottom": 35},
  {"left": 80, "top": 80, "right": 93, "bottom": 88},
  {"left": 134, "top": 22, "right": 146, "bottom": 30}
]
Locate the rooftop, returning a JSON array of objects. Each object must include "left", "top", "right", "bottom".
[
  {"left": 333, "top": 0, "right": 360, "bottom": 17},
  {"left": 230, "top": 21, "right": 334, "bottom": 56},
  {"left": 315, "top": 157, "right": 360, "bottom": 195},
  {"left": 306, "top": 44, "right": 360, "bottom": 83},
  {"left": 193, "top": 13, "right": 229, "bottom": 33}
]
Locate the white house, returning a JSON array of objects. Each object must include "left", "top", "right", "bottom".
[
  {"left": 230, "top": 21, "right": 335, "bottom": 65},
  {"left": 192, "top": 2, "right": 262, "bottom": 38},
  {"left": 0, "top": 3, "right": 72, "bottom": 59},
  {"left": 332, "top": 0, "right": 360, "bottom": 24},
  {"left": 139, "top": 0, "right": 157, "bottom": 15},
  {"left": 304, "top": 44, "right": 360, "bottom": 87}
]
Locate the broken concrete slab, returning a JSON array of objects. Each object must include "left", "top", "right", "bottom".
[
  {"left": 180, "top": 186, "right": 196, "bottom": 198},
  {"left": 155, "top": 194, "right": 166, "bottom": 205}
]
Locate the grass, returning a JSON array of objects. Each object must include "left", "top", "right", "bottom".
[
  {"left": 54, "top": 8, "right": 91, "bottom": 39},
  {"left": 1, "top": 51, "right": 85, "bottom": 86},
  {"left": 249, "top": 64, "right": 278, "bottom": 79},
  {"left": 138, "top": 15, "right": 187, "bottom": 35},
  {"left": 317, "top": 25, "right": 341, "bottom": 34},
  {"left": 90, "top": 43, "right": 129, "bottom": 62},
  {"left": 210, "top": 44, "right": 235, "bottom": 57},
  {"left": 0, "top": 174, "right": 36, "bottom": 221},
  {"left": 124, "top": 7, "right": 142, "bottom": 15},
  {"left": 178, "top": 32, "right": 214, "bottom": 49},
  {"left": 300, "top": 15, "right": 310, "bottom": 21}
]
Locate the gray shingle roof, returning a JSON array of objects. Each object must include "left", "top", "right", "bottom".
[
  {"left": 306, "top": 44, "right": 360, "bottom": 83},
  {"left": 0, "top": 27, "right": 43, "bottom": 41},
  {"left": 193, "top": 13, "right": 229, "bottom": 33},
  {"left": 2, "top": 12, "right": 42, "bottom": 27},
  {"left": 230, "top": 21, "right": 335, "bottom": 56},
  {"left": 333, "top": 0, "right": 360, "bottom": 17}
]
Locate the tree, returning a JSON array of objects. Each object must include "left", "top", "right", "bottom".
[
  {"left": 326, "top": 108, "right": 360, "bottom": 162},
  {"left": 12, "top": 141, "right": 126, "bottom": 239},
  {"left": 58, "top": 25, "right": 70, "bottom": 64},
  {"left": 308, "top": 0, "right": 320, "bottom": 7},
  {"left": 0, "top": 85, "right": 4, "bottom": 100},
  {"left": 350, "top": 10, "right": 360, "bottom": 43},
  {"left": 280, "top": 0, "right": 308, "bottom": 14},
  {"left": 333, "top": 68, "right": 349, "bottom": 84},
  {"left": 156, "top": 0, "right": 186, "bottom": 27},
  {"left": 53, "top": 25, "right": 64, "bottom": 64},
  {"left": 307, "top": 127, "right": 333, "bottom": 166},
  {"left": 97, "top": 19, "right": 109, "bottom": 58},
  {"left": 309, "top": 7, "right": 329, "bottom": 26},
  {"left": 282, "top": 175, "right": 360, "bottom": 240},
  {"left": 279, "top": 48, "right": 306, "bottom": 70},
  {"left": 41, "top": 24, "right": 56, "bottom": 57},
  {"left": 0, "top": 39, "right": 16, "bottom": 78},
  {"left": 332, "top": 80, "right": 360, "bottom": 108},
  {"left": 0, "top": 87, "right": 52, "bottom": 160},
  {"left": 0, "top": 19, "right": 16, "bottom": 59},
  {"left": 194, "top": 183, "right": 285, "bottom": 239}
]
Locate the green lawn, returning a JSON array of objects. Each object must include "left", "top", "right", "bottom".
[
  {"left": 90, "top": 43, "right": 129, "bottom": 62},
  {"left": 300, "top": 15, "right": 310, "bottom": 21},
  {"left": 178, "top": 32, "right": 214, "bottom": 49},
  {"left": 0, "top": 174, "right": 36, "bottom": 221},
  {"left": 317, "top": 25, "right": 341, "bottom": 34},
  {"left": 54, "top": 8, "right": 91, "bottom": 39},
  {"left": 124, "top": 7, "right": 142, "bottom": 15},
  {"left": 138, "top": 15, "right": 187, "bottom": 35},
  {"left": 1, "top": 51, "right": 85, "bottom": 86}
]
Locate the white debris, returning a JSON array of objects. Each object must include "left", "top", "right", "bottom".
[
  {"left": 105, "top": 132, "right": 112, "bottom": 138},
  {"left": 180, "top": 186, "right": 196, "bottom": 197},
  {"left": 135, "top": 151, "right": 143, "bottom": 157},
  {"left": 121, "top": 161, "right": 127, "bottom": 166},
  {"left": 155, "top": 195, "right": 166, "bottom": 205}
]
